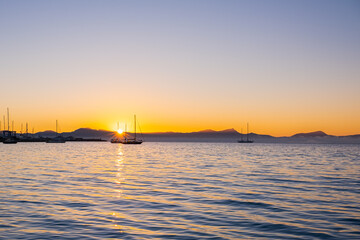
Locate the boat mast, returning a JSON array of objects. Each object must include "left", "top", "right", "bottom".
[
  {"left": 7, "top": 108, "right": 10, "bottom": 131},
  {"left": 134, "top": 115, "right": 136, "bottom": 140},
  {"left": 125, "top": 123, "right": 127, "bottom": 141},
  {"left": 56, "top": 120, "right": 58, "bottom": 134},
  {"left": 247, "top": 123, "right": 249, "bottom": 142}
]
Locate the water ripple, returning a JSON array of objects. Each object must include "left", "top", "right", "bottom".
[{"left": 0, "top": 142, "right": 359, "bottom": 239}]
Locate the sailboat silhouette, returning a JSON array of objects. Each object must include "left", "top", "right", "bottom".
[
  {"left": 237, "top": 123, "right": 254, "bottom": 143},
  {"left": 111, "top": 115, "right": 143, "bottom": 144},
  {"left": 46, "top": 120, "right": 65, "bottom": 143}
]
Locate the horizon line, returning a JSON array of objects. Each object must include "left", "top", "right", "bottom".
[{"left": 3, "top": 127, "right": 359, "bottom": 138}]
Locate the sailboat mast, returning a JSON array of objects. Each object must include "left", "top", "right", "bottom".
[
  {"left": 7, "top": 108, "right": 10, "bottom": 131},
  {"left": 125, "top": 123, "right": 127, "bottom": 140},
  {"left": 56, "top": 120, "right": 58, "bottom": 134},
  {"left": 134, "top": 115, "right": 136, "bottom": 140},
  {"left": 247, "top": 123, "right": 249, "bottom": 142},
  {"left": 246, "top": 123, "right": 249, "bottom": 141}
]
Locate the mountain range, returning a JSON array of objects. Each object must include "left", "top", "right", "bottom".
[{"left": 32, "top": 128, "right": 360, "bottom": 144}]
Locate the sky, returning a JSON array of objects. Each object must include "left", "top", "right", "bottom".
[{"left": 0, "top": 0, "right": 359, "bottom": 136}]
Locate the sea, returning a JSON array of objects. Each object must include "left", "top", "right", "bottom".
[{"left": 0, "top": 142, "right": 359, "bottom": 240}]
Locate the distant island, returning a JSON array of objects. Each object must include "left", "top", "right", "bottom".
[{"left": 19, "top": 128, "right": 360, "bottom": 144}]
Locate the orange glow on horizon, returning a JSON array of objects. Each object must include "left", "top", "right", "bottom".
[{"left": 3, "top": 103, "right": 360, "bottom": 137}]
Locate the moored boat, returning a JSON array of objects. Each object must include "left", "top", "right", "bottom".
[
  {"left": 121, "top": 115, "right": 142, "bottom": 144},
  {"left": 237, "top": 123, "right": 254, "bottom": 143},
  {"left": 2, "top": 108, "right": 18, "bottom": 144},
  {"left": 3, "top": 138, "right": 18, "bottom": 144},
  {"left": 46, "top": 120, "right": 66, "bottom": 143},
  {"left": 111, "top": 115, "right": 143, "bottom": 144},
  {"left": 46, "top": 135, "right": 66, "bottom": 143}
]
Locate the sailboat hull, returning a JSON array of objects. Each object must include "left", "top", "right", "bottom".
[
  {"left": 121, "top": 140, "right": 142, "bottom": 144},
  {"left": 46, "top": 136, "right": 66, "bottom": 143},
  {"left": 3, "top": 140, "right": 18, "bottom": 144},
  {"left": 110, "top": 138, "right": 142, "bottom": 144},
  {"left": 237, "top": 140, "right": 253, "bottom": 143},
  {"left": 46, "top": 140, "right": 65, "bottom": 143}
]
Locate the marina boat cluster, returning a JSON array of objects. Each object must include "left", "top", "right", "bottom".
[
  {"left": 0, "top": 108, "right": 104, "bottom": 144},
  {"left": 0, "top": 132, "right": 105, "bottom": 144}
]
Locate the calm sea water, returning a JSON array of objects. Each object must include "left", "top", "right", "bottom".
[{"left": 0, "top": 142, "right": 359, "bottom": 239}]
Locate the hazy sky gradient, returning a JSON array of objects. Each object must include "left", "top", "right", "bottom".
[{"left": 1, "top": 0, "right": 359, "bottom": 136}]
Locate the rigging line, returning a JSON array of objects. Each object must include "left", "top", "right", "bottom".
[{"left": 137, "top": 119, "right": 144, "bottom": 140}]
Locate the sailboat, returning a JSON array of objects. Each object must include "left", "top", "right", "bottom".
[
  {"left": 2, "top": 108, "right": 18, "bottom": 144},
  {"left": 121, "top": 115, "right": 143, "bottom": 144},
  {"left": 237, "top": 123, "right": 254, "bottom": 143},
  {"left": 46, "top": 120, "right": 66, "bottom": 143}
]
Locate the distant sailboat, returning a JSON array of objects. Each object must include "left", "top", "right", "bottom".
[
  {"left": 46, "top": 120, "right": 65, "bottom": 143},
  {"left": 122, "top": 115, "right": 143, "bottom": 144},
  {"left": 237, "top": 123, "right": 254, "bottom": 143},
  {"left": 2, "top": 108, "right": 18, "bottom": 144},
  {"left": 111, "top": 115, "right": 143, "bottom": 144}
]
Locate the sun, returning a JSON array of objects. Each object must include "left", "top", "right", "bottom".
[{"left": 117, "top": 129, "right": 123, "bottom": 134}]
